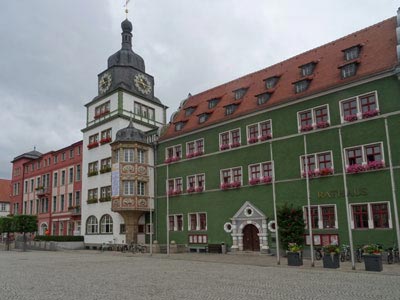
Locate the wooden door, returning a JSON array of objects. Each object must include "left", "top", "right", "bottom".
[{"left": 243, "top": 224, "right": 260, "bottom": 251}]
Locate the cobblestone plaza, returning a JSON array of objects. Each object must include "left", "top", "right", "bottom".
[{"left": 0, "top": 250, "right": 399, "bottom": 300}]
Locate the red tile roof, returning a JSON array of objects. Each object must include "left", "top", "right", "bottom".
[
  {"left": 0, "top": 179, "right": 11, "bottom": 202},
  {"left": 160, "top": 17, "right": 398, "bottom": 141}
]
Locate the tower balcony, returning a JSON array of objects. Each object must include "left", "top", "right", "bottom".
[{"left": 111, "top": 196, "right": 153, "bottom": 212}]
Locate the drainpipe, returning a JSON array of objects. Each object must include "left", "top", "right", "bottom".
[
  {"left": 270, "top": 142, "right": 280, "bottom": 265},
  {"left": 384, "top": 118, "right": 400, "bottom": 252},
  {"left": 338, "top": 128, "right": 356, "bottom": 270},
  {"left": 304, "top": 135, "right": 315, "bottom": 267}
]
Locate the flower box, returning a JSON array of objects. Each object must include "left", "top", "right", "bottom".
[
  {"left": 316, "top": 121, "right": 330, "bottom": 129},
  {"left": 186, "top": 153, "right": 194, "bottom": 158},
  {"left": 300, "top": 124, "right": 313, "bottom": 132},
  {"left": 187, "top": 187, "right": 195, "bottom": 193},
  {"left": 261, "top": 176, "right": 272, "bottom": 184},
  {"left": 194, "top": 151, "right": 204, "bottom": 157},
  {"left": 319, "top": 167, "right": 333, "bottom": 176},
  {"left": 346, "top": 164, "right": 366, "bottom": 174},
  {"left": 364, "top": 254, "right": 383, "bottom": 272},
  {"left": 171, "top": 156, "right": 181, "bottom": 162},
  {"left": 195, "top": 186, "right": 204, "bottom": 193},
  {"left": 164, "top": 157, "right": 173, "bottom": 164},
  {"left": 230, "top": 142, "right": 241, "bottom": 148},
  {"left": 249, "top": 178, "right": 260, "bottom": 185},
  {"left": 287, "top": 252, "right": 303, "bottom": 266},
  {"left": 362, "top": 109, "right": 379, "bottom": 119},
  {"left": 168, "top": 189, "right": 182, "bottom": 196},
  {"left": 259, "top": 134, "right": 272, "bottom": 141},
  {"left": 100, "top": 166, "right": 111, "bottom": 174},
  {"left": 87, "top": 198, "right": 98, "bottom": 204},
  {"left": 88, "top": 171, "right": 98, "bottom": 177},
  {"left": 220, "top": 182, "right": 231, "bottom": 190},
  {"left": 94, "top": 110, "right": 110, "bottom": 119},
  {"left": 344, "top": 114, "right": 358, "bottom": 122},
  {"left": 87, "top": 142, "right": 99, "bottom": 149},
  {"left": 367, "top": 160, "right": 384, "bottom": 170},
  {"left": 247, "top": 137, "right": 258, "bottom": 144},
  {"left": 220, "top": 144, "right": 230, "bottom": 151},
  {"left": 99, "top": 196, "right": 111, "bottom": 202},
  {"left": 322, "top": 253, "right": 340, "bottom": 269},
  {"left": 302, "top": 170, "right": 316, "bottom": 178},
  {"left": 231, "top": 181, "right": 241, "bottom": 188},
  {"left": 100, "top": 137, "right": 112, "bottom": 144}
]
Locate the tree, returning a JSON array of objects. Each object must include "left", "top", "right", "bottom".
[
  {"left": 277, "top": 204, "right": 305, "bottom": 251},
  {"left": 0, "top": 217, "right": 13, "bottom": 251},
  {"left": 12, "top": 215, "right": 38, "bottom": 252}
]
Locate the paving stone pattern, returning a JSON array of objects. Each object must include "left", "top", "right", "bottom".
[{"left": 0, "top": 250, "right": 399, "bottom": 300}]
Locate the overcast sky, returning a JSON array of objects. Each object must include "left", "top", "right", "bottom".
[{"left": 0, "top": 0, "right": 398, "bottom": 179}]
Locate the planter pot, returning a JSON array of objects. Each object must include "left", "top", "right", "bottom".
[
  {"left": 323, "top": 253, "right": 340, "bottom": 269},
  {"left": 287, "top": 252, "right": 303, "bottom": 266},
  {"left": 364, "top": 254, "right": 383, "bottom": 272}
]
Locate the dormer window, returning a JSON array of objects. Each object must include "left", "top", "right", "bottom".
[
  {"left": 208, "top": 98, "right": 220, "bottom": 109},
  {"left": 198, "top": 113, "right": 210, "bottom": 124},
  {"left": 185, "top": 107, "right": 196, "bottom": 116},
  {"left": 294, "top": 79, "right": 310, "bottom": 94},
  {"left": 340, "top": 63, "right": 358, "bottom": 79},
  {"left": 265, "top": 76, "right": 279, "bottom": 89},
  {"left": 233, "top": 88, "right": 248, "bottom": 100},
  {"left": 175, "top": 122, "right": 186, "bottom": 131},
  {"left": 225, "top": 104, "right": 239, "bottom": 115},
  {"left": 344, "top": 46, "right": 360, "bottom": 61},
  {"left": 257, "top": 93, "right": 271, "bottom": 105},
  {"left": 300, "top": 62, "right": 316, "bottom": 77}
]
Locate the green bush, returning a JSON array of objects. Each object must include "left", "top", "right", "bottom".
[
  {"left": 34, "top": 235, "right": 84, "bottom": 242},
  {"left": 277, "top": 204, "right": 305, "bottom": 251}
]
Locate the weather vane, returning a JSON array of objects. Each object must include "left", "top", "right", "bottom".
[{"left": 124, "top": 0, "right": 131, "bottom": 19}]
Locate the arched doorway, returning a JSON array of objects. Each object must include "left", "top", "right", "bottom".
[{"left": 243, "top": 224, "right": 260, "bottom": 251}]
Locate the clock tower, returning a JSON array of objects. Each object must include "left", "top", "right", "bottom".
[{"left": 82, "top": 17, "right": 167, "bottom": 248}]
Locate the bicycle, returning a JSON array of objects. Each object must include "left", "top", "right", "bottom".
[
  {"left": 355, "top": 245, "right": 363, "bottom": 263},
  {"left": 314, "top": 247, "right": 323, "bottom": 260},
  {"left": 128, "top": 242, "right": 147, "bottom": 253},
  {"left": 387, "top": 246, "right": 399, "bottom": 264},
  {"left": 340, "top": 244, "right": 351, "bottom": 262}
]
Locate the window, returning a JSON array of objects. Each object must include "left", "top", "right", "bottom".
[
  {"left": 300, "top": 151, "right": 333, "bottom": 177},
  {"left": 54, "top": 155, "right": 58, "bottom": 164},
  {"left": 88, "top": 188, "right": 98, "bottom": 201},
  {"left": 100, "top": 215, "right": 113, "bottom": 233},
  {"left": 60, "top": 195, "right": 65, "bottom": 211},
  {"left": 247, "top": 120, "right": 272, "bottom": 143},
  {"left": 100, "top": 186, "right": 111, "bottom": 200},
  {"left": 123, "top": 181, "right": 134, "bottom": 195},
  {"left": 175, "top": 121, "right": 186, "bottom": 131},
  {"left": 188, "top": 213, "right": 207, "bottom": 231},
  {"left": 68, "top": 193, "right": 73, "bottom": 208},
  {"left": 94, "top": 101, "right": 110, "bottom": 119},
  {"left": 122, "top": 148, "right": 133, "bottom": 162},
  {"left": 219, "top": 129, "right": 241, "bottom": 150},
  {"left": 137, "top": 181, "right": 146, "bottom": 196},
  {"left": 186, "top": 173, "right": 205, "bottom": 192},
  {"left": 233, "top": 88, "right": 248, "bottom": 100},
  {"left": 248, "top": 162, "right": 273, "bottom": 184},
  {"left": 256, "top": 93, "right": 271, "bottom": 105},
  {"left": 53, "top": 172, "right": 58, "bottom": 187},
  {"left": 186, "top": 139, "right": 204, "bottom": 157},
  {"left": 298, "top": 105, "right": 330, "bottom": 132},
  {"left": 294, "top": 80, "right": 310, "bottom": 94},
  {"left": 351, "top": 202, "right": 391, "bottom": 229},
  {"left": 61, "top": 152, "right": 66, "bottom": 161},
  {"left": 165, "top": 145, "right": 182, "bottom": 162},
  {"left": 198, "top": 113, "right": 211, "bottom": 124},
  {"left": 341, "top": 63, "right": 357, "bottom": 78},
  {"left": 88, "top": 162, "right": 98, "bottom": 176},
  {"left": 52, "top": 196, "right": 57, "bottom": 212},
  {"left": 100, "top": 158, "right": 112, "bottom": 173},
  {"left": 169, "top": 214, "right": 183, "bottom": 231},
  {"left": 220, "top": 167, "right": 242, "bottom": 187},
  {"left": 100, "top": 128, "right": 112, "bottom": 144},
  {"left": 300, "top": 62, "right": 316, "bottom": 77},
  {"left": 75, "top": 191, "right": 81, "bottom": 206},
  {"left": 185, "top": 107, "right": 196, "bottom": 116},
  {"left": 88, "top": 134, "right": 99, "bottom": 146},
  {"left": 303, "top": 205, "right": 337, "bottom": 229},
  {"left": 208, "top": 98, "right": 220, "bottom": 109},
  {"left": 345, "top": 142, "right": 384, "bottom": 171},
  {"left": 69, "top": 168, "right": 74, "bottom": 183},
  {"left": 137, "top": 149, "right": 146, "bottom": 164},
  {"left": 167, "top": 178, "right": 183, "bottom": 195},
  {"left": 69, "top": 149, "right": 74, "bottom": 158},
  {"left": 61, "top": 170, "right": 66, "bottom": 185},
  {"left": 265, "top": 76, "right": 279, "bottom": 89},
  {"left": 86, "top": 216, "right": 98, "bottom": 234},
  {"left": 340, "top": 91, "right": 379, "bottom": 122},
  {"left": 76, "top": 165, "right": 81, "bottom": 181},
  {"left": 134, "top": 102, "right": 155, "bottom": 120},
  {"left": 344, "top": 46, "right": 360, "bottom": 61},
  {"left": 225, "top": 104, "right": 238, "bottom": 115}
]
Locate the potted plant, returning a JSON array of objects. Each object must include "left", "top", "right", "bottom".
[
  {"left": 363, "top": 244, "right": 383, "bottom": 272},
  {"left": 322, "top": 244, "right": 340, "bottom": 269},
  {"left": 287, "top": 243, "right": 303, "bottom": 266}
]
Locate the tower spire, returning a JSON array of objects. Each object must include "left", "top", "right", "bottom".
[{"left": 124, "top": 0, "right": 131, "bottom": 19}]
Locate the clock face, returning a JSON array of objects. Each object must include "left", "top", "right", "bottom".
[
  {"left": 99, "top": 72, "right": 112, "bottom": 94},
  {"left": 134, "top": 74, "right": 152, "bottom": 95}
]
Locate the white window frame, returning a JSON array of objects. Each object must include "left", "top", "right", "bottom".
[
  {"left": 165, "top": 144, "right": 182, "bottom": 160},
  {"left": 168, "top": 214, "right": 184, "bottom": 232},
  {"left": 349, "top": 201, "right": 392, "bottom": 229},
  {"left": 186, "top": 138, "right": 205, "bottom": 156},
  {"left": 297, "top": 104, "right": 330, "bottom": 132},
  {"left": 166, "top": 177, "right": 183, "bottom": 193},
  {"left": 343, "top": 142, "right": 384, "bottom": 169},
  {"left": 219, "top": 128, "right": 241, "bottom": 149},
  {"left": 299, "top": 150, "right": 334, "bottom": 176},
  {"left": 220, "top": 166, "right": 243, "bottom": 185},
  {"left": 248, "top": 161, "right": 273, "bottom": 181},
  {"left": 303, "top": 204, "right": 338, "bottom": 229},
  {"left": 187, "top": 212, "right": 207, "bottom": 231},
  {"left": 246, "top": 119, "right": 273, "bottom": 142},
  {"left": 339, "top": 91, "right": 379, "bottom": 123},
  {"left": 137, "top": 181, "right": 146, "bottom": 196},
  {"left": 124, "top": 148, "right": 134, "bottom": 162},
  {"left": 186, "top": 173, "right": 206, "bottom": 191},
  {"left": 123, "top": 180, "right": 134, "bottom": 195}
]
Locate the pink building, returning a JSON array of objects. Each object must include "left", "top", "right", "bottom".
[{"left": 10, "top": 142, "right": 82, "bottom": 236}]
